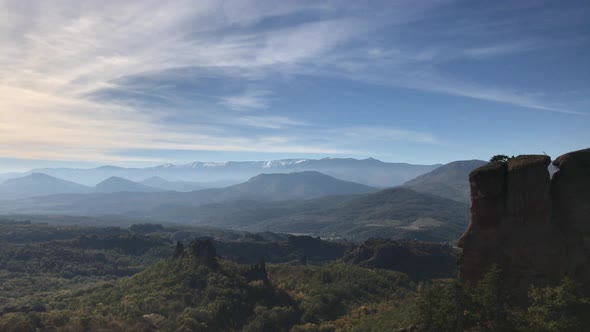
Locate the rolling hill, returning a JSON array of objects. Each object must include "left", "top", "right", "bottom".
[
  {"left": 403, "top": 160, "right": 487, "bottom": 203},
  {"left": 93, "top": 176, "right": 162, "bottom": 193},
  {"left": 0, "top": 173, "right": 90, "bottom": 200}
]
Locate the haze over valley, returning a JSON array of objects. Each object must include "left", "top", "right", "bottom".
[{"left": 0, "top": 157, "right": 478, "bottom": 242}]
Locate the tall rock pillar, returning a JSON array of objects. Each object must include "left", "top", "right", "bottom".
[{"left": 458, "top": 155, "right": 569, "bottom": 300}]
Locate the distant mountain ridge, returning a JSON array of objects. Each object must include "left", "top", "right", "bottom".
[
  {"left": 0, "top": 171, "right": 376, "bottom": 212},
  {"left": 94, "top": 177, "right": 161, "bottom": 193},
  {"left": 0, "top": 170, "right": 376, "bottom": 202},
  {"left": 0, "top": 173, "right": 90, "bottom": 200},
  {"left": 403, "top": 160, "right": 488, "bottom": 203},
  {"left": 0, "top": 157, "right": 441, "bottom": 187},
  {"left": 214, "top": 171, "right": 376, "bottom": 201}
]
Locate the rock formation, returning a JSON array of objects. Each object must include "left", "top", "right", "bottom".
[
  {"left": 551, "top": 148, "right": 590, "bottom": 292},
  {"left": 189, "top": 239, "right": 218, "bottom": 267},
  {"left": 458, "top": 148, "right": 590, "bottom": 300},
  {"left": 244, "top": 260, "right": 269, "bottom": 284}
]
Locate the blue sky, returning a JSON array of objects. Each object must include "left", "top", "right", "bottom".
[{"left": 0, "top": 0, "right": 589, "bottom": 172}]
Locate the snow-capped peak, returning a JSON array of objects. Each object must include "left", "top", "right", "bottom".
[
  {"left": 203, "top": 162, "right": 227, "bottom": 167},
  {"left": 157, "top": 163, "right": 176, "bottom": 168},
  {"left": 180, "top": 161, "right": 228, "bottom": 168},
  {"left": 262, "top": 159, "right": 308, "bottom": 168}
]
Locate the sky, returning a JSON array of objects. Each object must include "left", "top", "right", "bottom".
[{"left": 1, "top": 0, "right": 589, "bottom": 172}]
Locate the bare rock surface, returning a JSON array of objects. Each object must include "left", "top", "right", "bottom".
[{"left": 551, "top": 148, "right": 590, "bottom": 293}]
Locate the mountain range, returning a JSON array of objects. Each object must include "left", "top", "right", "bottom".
[
  {"left": 0, "top": 171, "right": 376, "bottom": 211},
  {"left": 0, "top": 170, "right": 469, "bottom": 241},
  {"left": 0, "top": 158, "right": 484, "bottom": 241},
  {"left": 0, "top": 157, "right": 440, "bottom": 187}
]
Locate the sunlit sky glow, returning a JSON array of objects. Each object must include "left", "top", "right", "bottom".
[{"left": 1, "top": 0, "right": 589, "bottom": 172}]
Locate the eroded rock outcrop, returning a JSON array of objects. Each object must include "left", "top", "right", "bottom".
[
  {"left": 458, "top": 148, "right": 590, "bottom": 300},
  {"left": 552, "top": 148, "right": 590, "bottom": 291},
  {"left": 189, "top": 239, "right": 218, "bottom": 267}
]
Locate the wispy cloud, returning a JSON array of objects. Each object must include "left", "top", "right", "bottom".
[
  {"left": 458, "top": 41, "right": 536, "bottom": 59},
  {"left": 400, "top": 72, "right": 587, "bottom": 116},
  {"left": 307, "top": 42, "right": 587, "bottom": 115},
  {"left": 0, "top": 0, "right": 587, "bottom": 164},
  {"left": 1, "top": 1, "right": 370, "bottom": 161},
  {"left": 338, "top": 127, "right": 437, "bottom": 144},
  {"left": 237, "top": 115, "right": 308, "bottom": 129},
  {"left": 330, "top": 67, "right": 582, "bottom": 116},
  {"left": 220, "top": 89, "right": 272, "bottom": 111}
]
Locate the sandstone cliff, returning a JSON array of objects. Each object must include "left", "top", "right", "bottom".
[{"left": 458, "top": 148, "right": 590, "bottom": 299}]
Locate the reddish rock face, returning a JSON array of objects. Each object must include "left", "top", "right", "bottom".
[
  {"left": 552, "top": 148, "right": 590, "bottom": 233},
  {"left": 551, "top": 148, "right": 590, "bottom": 293},
  {"left": 458, "top": 149, "right": 590, "bottom": 300}
]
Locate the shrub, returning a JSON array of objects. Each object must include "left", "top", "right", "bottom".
[{"left": 523, "top": 278, "right": 586, "bottom": 331}]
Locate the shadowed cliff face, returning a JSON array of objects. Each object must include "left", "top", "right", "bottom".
[
  {"left": 552, "top": 149, "right": 590, "bottom": 289},
  {"left": 458, "top": 148, "right": 590, "bottom": 300}
]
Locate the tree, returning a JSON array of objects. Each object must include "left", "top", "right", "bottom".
[
  {"left": 489, "top": 155, "right": 511, "bottom": 163},
  {"left": 524, "top": 278, "right": 585, "bottom": 331},
  {"left": 414, "top": 265, "right": 515, "bottom": 331},
  {"left": 471, "top": 265, "right": 513, "bottom": 330},
  {"left": 0, "top": 313, "right": 36, "bottom": 332},
  {"left": 415, "top": 280, "right": 468, "bottom": 331}
]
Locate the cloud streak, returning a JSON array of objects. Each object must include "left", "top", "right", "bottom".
[
  {"left": 220, "top": 90, "right": 272, "bottom": 111},
  {"left": 0, "top": 0, "right": 587, "bottom": 164}
]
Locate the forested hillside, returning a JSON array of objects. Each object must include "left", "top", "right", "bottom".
[{"left": 1, "top": 219, "right": 587, "bottom": 331}]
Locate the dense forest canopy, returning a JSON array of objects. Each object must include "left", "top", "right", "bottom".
[{"left": 0, "top": 218, "right": 588, "bottom": 331}]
